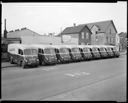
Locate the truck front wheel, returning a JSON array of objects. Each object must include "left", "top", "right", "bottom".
[{"left": 22, "top": 61, "right": 26, "bottom": 68}]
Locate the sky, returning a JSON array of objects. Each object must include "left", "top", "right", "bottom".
[{"left": 2, "top": 2, "right": 127, "bottom": 36}]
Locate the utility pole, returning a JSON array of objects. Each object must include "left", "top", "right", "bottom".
[{"left": 4, "top": 19, "right": 7, "bottom": 38}]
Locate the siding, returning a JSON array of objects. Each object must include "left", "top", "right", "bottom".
[
  {"left": 7, "top": 29, "right": 41, "bottom": 38},
  {"left": 79, "top": 27, "right": 91, "bottom": 45},
  {"left": 105, "top": 22, "right": 117, "bottom": 34},
  {"left": 91, "top": 33, "right": 106, "bottom": 45},
  {"left": 62, "top": 33, "right": 79, "bottom": 38}
]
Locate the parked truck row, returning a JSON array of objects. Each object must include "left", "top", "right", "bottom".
[{"left": 7, "top": 44, "right": 120, "bottom": 68}]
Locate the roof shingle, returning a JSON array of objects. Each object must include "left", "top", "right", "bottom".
[
  {"left": 7, "top": 28, "right": 41, "bottom": 38},
  {"left": 61, "top": 20, "right": 117, "bottom": 35},
  {"left": 79, "top": 20, "right": 113, "bottom": 33},
  {"left": 61, "top": 25, "right": 86, "bottom": 34}
]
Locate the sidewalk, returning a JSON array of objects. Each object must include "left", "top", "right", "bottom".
[
  {"left": 120, "top": 51, "right": 127, "bottom": 55},
  {"left": 1, "top": 62, "right": 16, "bottom": 68}
]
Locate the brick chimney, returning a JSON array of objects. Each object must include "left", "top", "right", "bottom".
[
  {"left": 73, "top": 23, "right": 76, "bottom": 27},
  {"left": 4, "top": 19, "right": 7, "bottom": 38}
]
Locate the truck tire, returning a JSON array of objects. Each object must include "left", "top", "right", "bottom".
[
  {"left": 19, "top": 61, "right": 22, "bottom": 66},
  {"left": 22, "top": 61, "right": 26, "bottom": 68},
  {"left": 10, "top": 57, "right": 14, "bottom": 64}
]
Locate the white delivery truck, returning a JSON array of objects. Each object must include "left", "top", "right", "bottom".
[{"left": 8, "top": 44, "right": 39, "bottom": 68}]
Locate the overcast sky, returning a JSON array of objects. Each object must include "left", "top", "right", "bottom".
[{"left": 2, "top": 2, "right": 127, "bottom": 35}]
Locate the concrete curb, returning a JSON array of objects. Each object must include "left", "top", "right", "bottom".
[
  {"left": 1, "top": 62, "right": 16, "bottom": 68},
  {"left": 120, "top": 52, "right": 127, "bottom": 55}
]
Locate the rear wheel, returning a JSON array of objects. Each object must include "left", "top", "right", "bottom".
[{"left": 10, "top": 57, "right": 14, "bottom": 64}]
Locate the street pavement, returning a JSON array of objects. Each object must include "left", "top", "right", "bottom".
[{"left": 1, "top": 55, "right": 126, "bottom": 101}]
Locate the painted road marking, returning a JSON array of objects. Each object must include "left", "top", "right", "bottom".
[
  {"left": 65, "top": 73, "right": 75, "bottom": 77},
  {"left": 65, "top": 72, "right": 90, "bottom": 77},
  {"left": 41, "top": 67, "right": 58, "bottom": 71}
]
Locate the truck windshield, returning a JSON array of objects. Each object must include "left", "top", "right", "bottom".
[
  {"left": 59, "top": 48, "right": 69, "bottom": 54},
  {"left": 100, "top": 48, "right": 105, "bottom": 51},
  {"left": 113, "top": 47, "right": 117, "bottom": 51},
  {"left": 92, "top": 48, "right": 98, "bottom": 52},
  {"left": 83, "top": 48, "right": 90, "bottom": 53},
  {"left": 44, "top": 48, "right": 55, "bottom": 55},
  {"left": 72, "top": 48, "right": 80, "bottom": 53},
  {"left": 107, "top": 48, "right": 112, "bottom": 52},
  {"left": 24, "top": 49, "right": 38, "bottom": 55}
]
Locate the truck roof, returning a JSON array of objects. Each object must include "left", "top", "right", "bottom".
[
  {"left": 32, "top": 44, "right": 54, "bottom": 49},
  {"left": 8, "top": 44, "right": 38, "bottom": 50}
]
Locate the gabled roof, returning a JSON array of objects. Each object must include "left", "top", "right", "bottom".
[
  {"left": 79, "top": 20, "right": 117, "bottom": 33},
  {"left": 61, "top": 20, "right": 117, "bottom": 36},
  {"left": 7, "top": 28, "right": 41, "bottom": 38},
  {"left": 118, "top": 32, "right": 127, "bottom": 38},
  {"left": 61, "top": 25, "right": 91, "bottom": 34}
]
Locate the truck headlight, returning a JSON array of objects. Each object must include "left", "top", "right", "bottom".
[
  {"left": 24, "top": 58, "right": 28, "bottom": 63},
  {"left": 37, "top": 59, "right": 39, "bottom": 62},
  {"left": 45, "top": 57, "right": 48, "bottom": 60}
]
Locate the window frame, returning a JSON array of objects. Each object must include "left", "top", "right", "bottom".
[
  {"left": 81, "top": 32, "right": 84, "bottom": 39},
  {"left": 86, "top": 32, "right": 89, "bottom": 39}
]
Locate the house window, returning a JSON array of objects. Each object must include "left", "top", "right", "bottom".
[
  {"left": 96, "top": 36, "right": 98, "bottom": 41},
  {"left": 110, "top": 29, "right": 111, "bottom": 34},
  {"left": 113, "top": 38, "right": 115, "bottom": 43},
  {"left": 18, "top": 49, "right": 23, "bottom": 55},
  {"left": 106, "top": 36, "right": 108, "bottom": 43},
  {"left": 86, "top": 32, "right": 89, "bottom": 39},
  {"left": 81, "top": 32, "right": 84, "bottom": 39},
  {"left": 110, "top": 38, "right": 111, "bottom": 43}
]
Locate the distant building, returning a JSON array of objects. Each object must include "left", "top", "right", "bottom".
[
  {"left": 61, "top": 24, "right": 92, "bottom": 45},
  {"left": 7, "top": 27, "right": 61, "bottom": 45},
  {"left": 118, "top": 32, "right": 127, "bottom": 51},
  {"left": 115, "top": 33, "right": 120, "bottom": 51}
]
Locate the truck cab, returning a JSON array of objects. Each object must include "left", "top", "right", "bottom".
[
  {"left": 8, "top": 44, "right": 39, "bottom": 68},
  {"left": 33, "top": 45, "right": 58, "bottom": 65},
  {"left": 65, "top": 45, "right": 83, "bottom": 62},
  {"left": 78, "top": 45, "right": 92, "bottom": 60},
  {"left": 52, "top": 45, "right": 72, "bottom": 63}
]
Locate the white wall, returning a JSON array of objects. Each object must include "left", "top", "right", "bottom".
[
  {"left": 62, "top": 35, "right": 78, "bottom": 45},
  {"left": 21, "top": 36, "right": 62, "bottom": 45}
]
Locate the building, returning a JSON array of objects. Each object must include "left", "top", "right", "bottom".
[
  {"left": 80, "top": 20, "right": 118, "bottom": 45},
  {"left": 61, "top": 20, "right": 118, "bottom": 45},
  {"left": 115, "top": 33, "right": 120, "bottom": 51},
  {"left": 61, "top": 24, "right": 92, "bottom": 45},
  {"left": 118, "top": 32, "right": 127, "bottom": 51},
  {"left": 2, "top": 27, "right": 61, "bottom": 61},
  {"left": 7, "top": 27, "right": 61, "bottom": 45}
]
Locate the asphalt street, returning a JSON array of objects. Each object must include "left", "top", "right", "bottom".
[{"left": 1, "top": 55, "right": 126, "bottom": 101}]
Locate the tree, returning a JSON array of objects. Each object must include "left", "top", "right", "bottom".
[{"left": 119, "top": 32, "right": 127, "bottom": 51}]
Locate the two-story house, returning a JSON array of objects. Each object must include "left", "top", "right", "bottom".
[
  {"left": 82, "top": 20, "right": 118, "bottom": 45},
  {"left": 61, "top": 24, "right": 92, "bottom": 45},
  {"left": 61, "top": 20, "right": 118, "bottom": 45}
]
